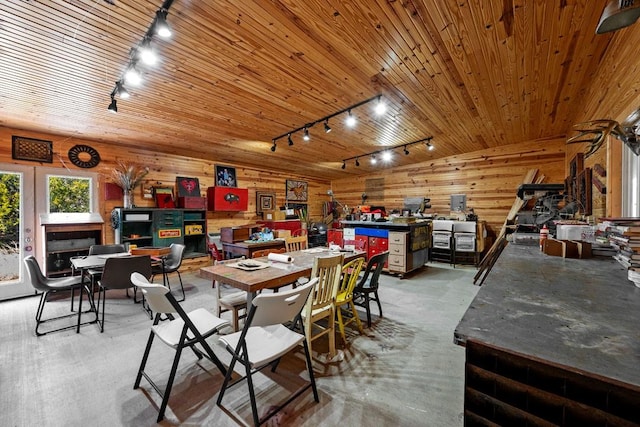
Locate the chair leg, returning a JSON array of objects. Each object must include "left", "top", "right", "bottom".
[
  {"left": 336, "top": 305, "right": 347, "bottom": 344},
  {"left": 328, "top": 307, "right": 336, "bottom": 358},
  {"left": 304, "top": 316, "right": 314, "bottom": 357},
  {"left": 373, "top": 290, "right": 382, "bottom": 318},
  {"left": 176, "top": 270, "right": 185, "bottom": 301},
  {"left": 34, "top": 291, "right": 49, "bottom": 336},
  {"left": 245, "top": 357, "right": 260, "bottom": 427},
  {"left": 157, "top": 329, "right": 188, "bottom": 422},
  {"left": 302, "top": 337, "right": 320, "bottom": 402},
  {"left": 364, "top": 294, "right": 372, "bottom": 327},
  {"left": 134, "top": 329, "right": 157, "bottom": 389},
  {"left": 349, "top": 300, "right": 364, "bottom": 335},
  {"left": 100, "top": 287, "right": 106, "bottom": 333},
  {"left": 232, "top": 308, "right": 239, "bottom": 332}
]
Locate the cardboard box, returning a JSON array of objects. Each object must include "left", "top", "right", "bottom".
[
  {"left": 178, "top": 196, "right": 206, "bottom": 209},
  {"left": 556, "top": 224, "right": 594, "bottom": 241},
  {"left": 274, "top": 229, "right": 291, "bottom": 238},
  {"left": 265, "top": 210, "right": 286, "bottom": 221},
  {"left": 543, "top": 239, "right": 591, "bottom": 258}
]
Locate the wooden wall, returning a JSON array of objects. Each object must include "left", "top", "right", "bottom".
[
  {"left": 0, "top": 126, "right": 330, "bottom": 246},
  {"left": 331, "top": 137, "right": 567, "bottom": 236}
]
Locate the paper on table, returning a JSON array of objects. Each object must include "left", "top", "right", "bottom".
[{"left": 268, "top": 252, "right": 293, "bottom": 263}]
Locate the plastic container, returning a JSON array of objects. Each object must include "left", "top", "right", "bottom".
[{"left": 539, "top": 225, "right": 549, "bottom": 250}]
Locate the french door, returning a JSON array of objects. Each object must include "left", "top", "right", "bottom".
[{"left": 0, "top": 164, "right": 35, "bottom": 300}]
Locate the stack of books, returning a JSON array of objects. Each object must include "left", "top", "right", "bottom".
[{"left": 599, "top": 217, "right": 640, "bottom": 269}]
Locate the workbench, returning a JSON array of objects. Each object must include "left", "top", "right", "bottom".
[{"left": 454, "top": 244, "right": 640, "bottom": 425}]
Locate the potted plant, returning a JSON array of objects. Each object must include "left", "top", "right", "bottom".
[{"left": 111, "top": 161, "right": 149, "bottom": 208}]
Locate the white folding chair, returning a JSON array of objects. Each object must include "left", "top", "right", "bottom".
[
  {"left": 216, "top": 278, "right": 319, "bottom": 426},
  {"left": 130, "top": 272, "right": 230, "bottom": 422}
]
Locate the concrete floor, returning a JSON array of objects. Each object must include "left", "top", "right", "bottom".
[{"left": 0, "top": 262, "right": 478, "bottom": 426}]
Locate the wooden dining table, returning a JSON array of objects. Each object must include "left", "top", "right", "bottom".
[{"left": 199, "top": 248, "right": 366, "bottom": 306}]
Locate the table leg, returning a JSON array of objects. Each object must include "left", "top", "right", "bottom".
[{"left": 245, "top": 290, "right": 257, "bottom": 311}]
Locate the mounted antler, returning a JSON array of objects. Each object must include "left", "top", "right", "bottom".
[{"left": 567, "top": 119, "right": 640, "bottom": 157}]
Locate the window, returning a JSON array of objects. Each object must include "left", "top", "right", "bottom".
[
  {"left": 622, "top": 145, "right": 640, "bottom": 216},
  {"left": 48, "top": 175, "right": 92, "bottom": 213}
]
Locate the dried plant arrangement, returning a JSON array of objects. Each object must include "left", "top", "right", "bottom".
[{"left": 111, "top": 161, "right": 149, "bottom": 192}]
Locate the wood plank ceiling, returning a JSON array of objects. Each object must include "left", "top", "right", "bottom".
[{"left": 0, "top": 0, "right": 613, "bottom": 180}]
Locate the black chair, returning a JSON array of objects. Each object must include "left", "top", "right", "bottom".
[
  {"left": 130, "top": 272, "right": 230, "bottom": 423},
  {"left": 151, "top": 243, "right": 186, "bottom": 301},
  {"left": 96, "top": 255, "right": 152, "bottom": 332},
  {"left": 23, "top": 255, "right": 94, "bottom": 336},
  {"left": 217, "top": 279, "right": 319, "bottom": 426},
  {"left": 353, "top": 251, "right": 389, "bottom": 327},
  {"left": 83, "top": 244, "right": 128, "bottom": 292}
]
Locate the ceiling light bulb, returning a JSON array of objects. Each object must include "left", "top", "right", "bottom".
[
  {"left": 125, "top": 67, "right": 142, "bottom": 86},
  {"left": 375, "top": 97, "right": 387, "bottom": 116},
  {"left": 115, "top": 80, "right": 129, "bottom": 99},
  {"left": 138, "top": 40, "right": 157, "bottom": 66},
  {"left": 288, "top": 134, "right": 294, "bottom": 146},
  {"left": 107, "top": 96, "right": 117, "bottom": 113},
  {"left": 382, "top": 151, "right": 392, "bottom": 162},
  {"left": 341, "top": 161, "right": 346, "bottom": 170},
  {"left": 427, "top": 142, "right": 435, "bottom": 151},
  {"left": 155, "top": 10, "right": 172, "bottom": 39},
  {"left": 303, "top": 128, "right": 310, "bottom": 141},
  {"left": 371, "top": 154, "right": 377, "bottom": 164},
  {"left": 345, "top": 110, "right": 356, "bottom": 127},
  {"left": 324, "top": 120, "right": 332, "bottom": 133},
  {"left": 355, "top": 158, "right": 360, "bottom": 166}
]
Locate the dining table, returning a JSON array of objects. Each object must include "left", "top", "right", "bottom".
[{"left": 199, "top": 248, "right": 366, "bottom": 307}]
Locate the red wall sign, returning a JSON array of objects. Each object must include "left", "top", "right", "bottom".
[{"left": 207, "top": 187, "right": 248, "bottom": 211}]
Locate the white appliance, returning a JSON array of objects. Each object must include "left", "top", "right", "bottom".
[
  {"left": 432, "top": 220, "right": 454, "bottom": 250},
  {"left": 453, "top": 221, "right": 476, "bottom": 252}
]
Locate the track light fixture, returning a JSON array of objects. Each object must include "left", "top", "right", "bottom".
[
  {"left": 288, "top": 133, "right": 294, "bottom": 146},
  {"left": 107, "top": 0, "right": 175, "bottom": 112},
  {"left": 155, "top": 9, "right": 172, "bottom": 39},
  {"left": 108, "top": 95, "right": 117, "bottom": 113},
  {"left": 270, "top": 94, "right": 385, "bottom": 150},
  {"left": 345, "top": 109, "right": 356, "bottom": 127},
  {"left": 271, "top": 140, "right": 277, "bottom": 152},
  {"left": 341, "top": 137, "right": 433, "bottom": 170},
  {"left": 341, "top": 161, "right": 346, "bottom": 169}
]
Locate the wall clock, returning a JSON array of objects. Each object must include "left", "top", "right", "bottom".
[{"left": 68, "top": 144, "right": 101, "bottom": 168}]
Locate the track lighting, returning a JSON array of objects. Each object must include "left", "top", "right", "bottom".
[
  {"left": 345, "top": 110, "right": 356, "bottom": 127},
  {"left": 155, "top": 9, "right": 172, "bottom": 39},
  {"left": 288, "top": 133, "right": 294, "bottom": 146},
  {"left": 107, "top": 3, "right": 175, "bottom": 111},
  {"left": 270, "top": 94, "right": 386, "bottom": 150},
  {"left": 341, "top": 137, "right": 433, "bottom": 170},
  {"left": 341, "top": 161, "right": 346, "bottom": 169},
  {"left": 108, "top": 95, "right": 117, "bottom": 113},
  {"left": 271, "top": 140, "right": 277, "bottom": 152}
]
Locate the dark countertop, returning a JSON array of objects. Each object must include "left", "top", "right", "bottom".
[{"left": 454, "top": 243, "right": 640, "bottom": 387}]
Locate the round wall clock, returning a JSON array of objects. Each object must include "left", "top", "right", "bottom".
[{"left": 68, "top": 144, "right": 101, "bottom": 168}]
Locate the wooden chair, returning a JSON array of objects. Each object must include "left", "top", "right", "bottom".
[
  {"left": 301, "top": 253, "right": 344, "bottom": 358},
  {"left": 251, "top": 247, "right": 286, "bottom": 258},
  {"left": 292, "top": 228, "right": 308, "bottom": 237},
  {"left": 285, "top": 235, "right": 308, "bottom": 252},
  {"left": 213, "top": 257, "right": 247, "bottom": 331},
  {"left": 335, "top": 257, "right": 366, "bottom": 344}
]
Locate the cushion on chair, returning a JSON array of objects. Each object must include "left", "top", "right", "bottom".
[
  {"left": 151, "top": 308, "right": 229, "bottom": 348},
  {"left": 219, "top": 324, "right": 305, "bottom": 368},
  {"left": 219, "top": 291, "right": 247, "bottom": 307}
]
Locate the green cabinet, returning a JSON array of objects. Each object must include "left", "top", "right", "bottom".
[{"left": 113, "top": 208, "right": 208, "bottom": 258}]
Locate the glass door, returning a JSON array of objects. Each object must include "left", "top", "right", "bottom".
[{"left": 0, "top": 164, "right": 35, "bottom": 300}]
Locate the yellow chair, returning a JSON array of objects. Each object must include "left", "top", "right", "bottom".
[
  {"left": 302, "top": 253, "right": 344, "bottom": 359},
  {"left": 335, "top": 257, "right": 365, "bottom": 344},
  {"left": 285, "top": 235, "right": 308, "bottom": 252}
]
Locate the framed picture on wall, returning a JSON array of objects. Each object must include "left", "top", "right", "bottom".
[
  {"left": 154, "top": 187, "right": 175, "bottom": 208},
  {"left": 286, "top": 179, "right": 308, "bottom": 202},
  {"left": 256, "top": 191, "right": 276, "bottom": 214},
  {"left": 176, "top": 176, "right": 201, "bottom": 197},
  {"left": 215, "top": 165, "right": 237, "bottom": 187}
]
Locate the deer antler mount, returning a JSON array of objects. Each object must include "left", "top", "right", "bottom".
[{"left": 567, "top": 119, "right": 640, "bottom": 157}]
